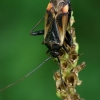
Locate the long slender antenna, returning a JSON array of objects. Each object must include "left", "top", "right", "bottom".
[
  {"left": 30, "top": 16, "right": 45, "bottom": 33},
  {"left": 0, "top": 56, "right": 51, "bottom": 92}
]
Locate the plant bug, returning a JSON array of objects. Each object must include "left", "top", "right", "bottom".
[
  {"left": 30, "top": 0, "right": 72, "bottom": 58},
  {"left": 0, "top": 0, "right": 72, "bottom": 92}
]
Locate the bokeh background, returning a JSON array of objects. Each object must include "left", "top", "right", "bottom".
[{"left": 0, "top": 0, "right": 100, "bottom": 100}]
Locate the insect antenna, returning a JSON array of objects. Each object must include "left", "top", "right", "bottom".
[
  {"left": 30, "top": 16, "right": 45, "bottom": 34},
  {"left": 0, "top": 56, "right": 51, "bottom": 92}
]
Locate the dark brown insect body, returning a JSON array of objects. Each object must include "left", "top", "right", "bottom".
[{"left": 31, "top": 0, "right": 72, "bottom": 58}]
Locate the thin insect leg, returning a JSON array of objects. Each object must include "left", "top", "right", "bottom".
[
  {"left": 30, "top": 16, "right": 45, "bottom": 34},
  {"left": 57, "top": 57, "right": 68, "bottom": 92},
  {"left": 46, "top": 50, "right": 50, "bottom": 54},
  {"left": 30, "top": 30, "right": 44, "bottom": 36},
  {"left": 0, "top": 56, "right": 51, "bottom": 92},
  {"left": 64, "top": 38, "right": 71, "bottom": 47},
  {"left": 63, "top": 45, "right": 68, "bottom": 53},
  {"left": 66, "top": 31, "right": 73, "bottom": 46}
]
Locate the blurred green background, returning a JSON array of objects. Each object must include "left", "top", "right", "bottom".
[{"left": 0, "top": 0, "right": 100, "bottom": 100}]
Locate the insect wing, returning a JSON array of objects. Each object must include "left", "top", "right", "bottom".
[{"left": 44, "top": 0, "right": 70, "bottom": 46}]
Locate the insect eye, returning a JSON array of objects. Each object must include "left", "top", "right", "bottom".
[
  {"left": 47, "top": 3, "right": 53, "bottom": 11},
  {"left": 62, "top": 5, "right": 69, "bottom": 13}
]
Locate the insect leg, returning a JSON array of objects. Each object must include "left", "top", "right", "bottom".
[
  {"left": 30, "top": 30, "right": 44, "bottom": 36},
  {"left": 65, "top": 31, "right": 73, "bottom": 46},
  {"left": 30, "top": 16, "right": 45, "bottom": 35},
  {"left": 62, "top": 45, "right": 68, "bottom": 53}
]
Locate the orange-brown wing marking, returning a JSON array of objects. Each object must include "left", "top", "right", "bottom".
[
  {"left": 62, "top": 4, "right": 69, "bottom": 13},
  {"left": 46, "top": 3, "right": 53, "bottom": 11}
]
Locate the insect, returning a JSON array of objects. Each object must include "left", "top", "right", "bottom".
[
  {"left": 0, "top": 0, "right": 72, "bottom": 92},
  {"left": 30, "top": 0, "right": 72, "bottom": 58}
]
